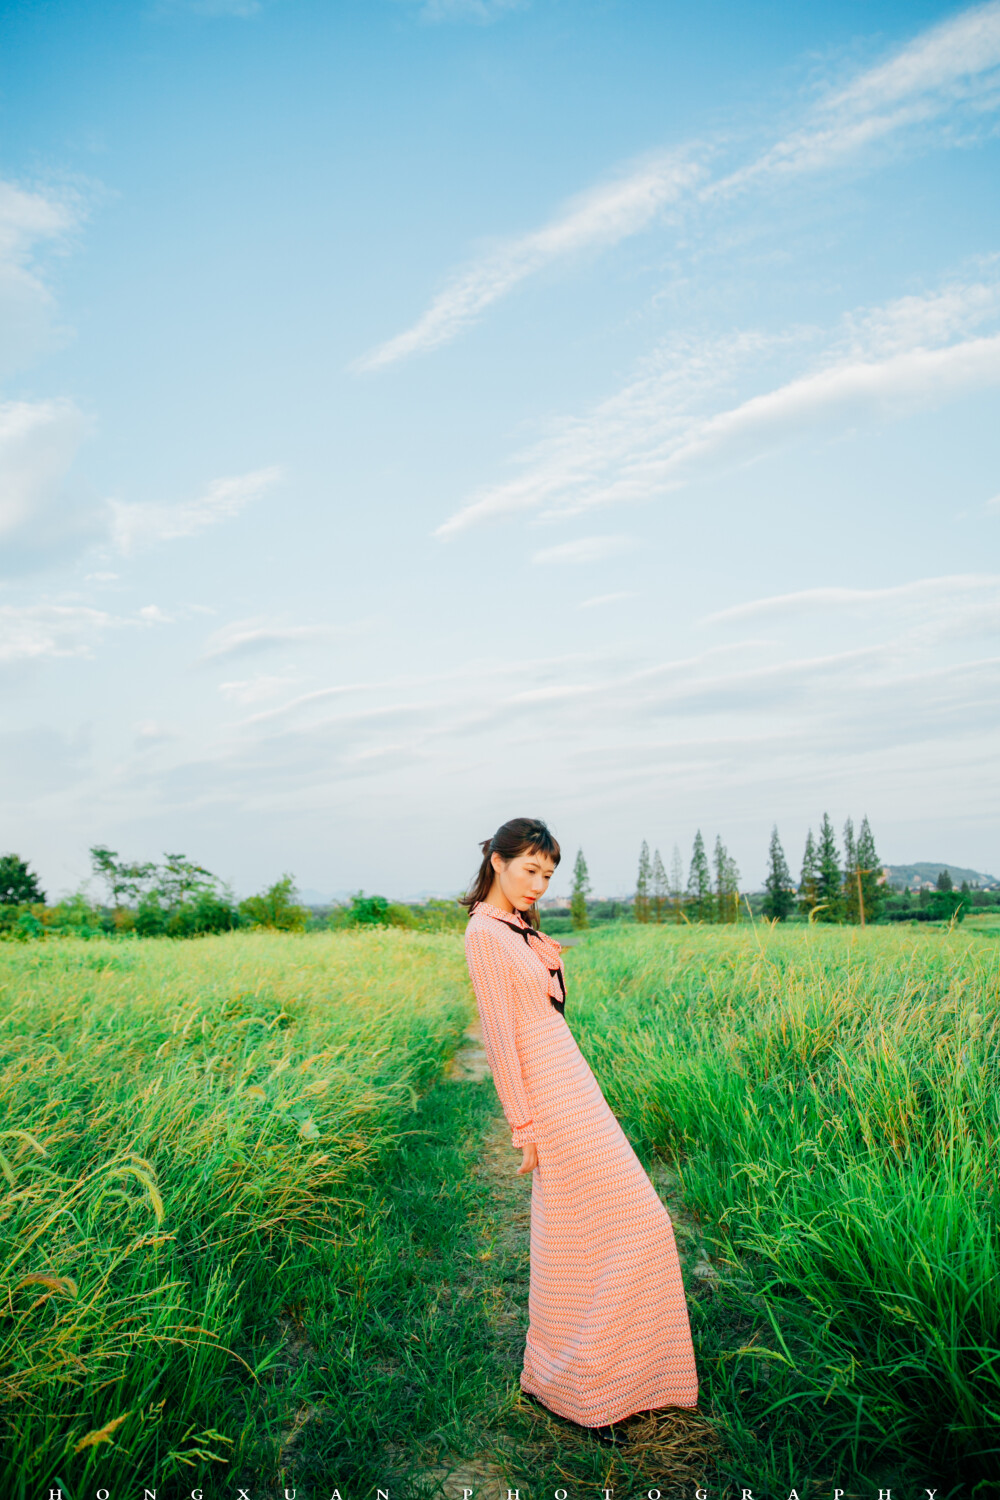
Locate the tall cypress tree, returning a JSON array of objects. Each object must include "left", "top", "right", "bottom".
[
  {"left": 634, "top": 841, "right": 652, "bottom": 923},
  {"left": 651, "top": 849, "right": 668, "bottom": 923},
  {"left": 713, "top": 836, "right": 740, "bottom": 923},
  {"left": 856, "top": 816, "right": 883, "bottom": 925},
  {"left": 687, "top": 830, "right": 712, "bottom": 922},
  {"left": 725, "top": 848, "right": 741, "bottom": 923},
  {"left": 798, "top": 830, "right": 819, "bottom": 918},
  {"left": 762, "top": 826, "right": 794, "bottom": 921},
  {"left": 816, "top": 813, "right": 843, "bottom": 922},
  {"left": 570, "top": 848, "right": 591, "bottom": 931},
  {"left": 842, "top": 817, "right": 860, "bottom": 922},
  {"left": 670, "top": 845, "right": 685, "bottom": 923},
  {"left": 713, "top": 836, "right": 726, "bottom": 924}
]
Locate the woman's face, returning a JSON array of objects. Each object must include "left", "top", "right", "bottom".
[{"left": 492, "top": 848, "right": 557, "bottom": 910}]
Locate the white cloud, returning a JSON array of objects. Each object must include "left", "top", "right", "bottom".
[
  {"left": 0, "top": 603, "right": 117, "bottom": 664},
  {"left": 621, "top": 334, "right": 1000, "bottom": 509},
  {"left": 355, "top": 152, "right": 701, "bottom": 370},
  {"left": 0, "top": 180, "right": 75, "bottom": 264},
  {"left": 200, "top": 616, "right": 363, "bottom": 662},
  {"left": 158, "top": 0, "right": 261, "bottom": 14},
  {"left": 830, "top": 0, "right": 1000, "bottom": 114},
  {"left": 238, "top": 683, "right": 365, "bottom": 727},
  {"left": 840, "top": 269, "right": 1000, "bottom": 357},
  {"left": 414, "top": 0, "right": 527, "bottom": 20},
  {"left": 712, "top": 0, "right": 1000, "bottom": 190},
  {"left": 0, "top": 406, "right": 281, "bottom": 574},
  {"left": 436, "top": 275, "right": 1000, "bottom": 533},
  {"left": 0, "top": 599, "right": 186, "bottom": 665},
  {"left": 110, "top": 579, "right": 1000, "bottom": 839},
  {"left": 110, "top": 465, "right": 282, "bottom": 553},
  {"left": 435, "top": 328, "right": 778, "bottom": 536},
  {"left": 0, "top": 399, "right": 107, "bottom": 576},
  {"left": 362, "top": 3, "right": 1000, "bottom": 372},
  {"left": 702, "top": 574, "right": 1000, "bottom": 626},
  {"left": 530, "top": 535, "right": 636, "bottom": 567},
  {"left": 0, "top": 178, "right": 81, "bottom": 376}
]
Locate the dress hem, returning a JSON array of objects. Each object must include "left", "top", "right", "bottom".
[{"left": 519, "top": 1373, "right": 699, "bottom": 1429}]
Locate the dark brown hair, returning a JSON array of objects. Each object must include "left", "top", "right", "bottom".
[{"left": 460, "top": 817, "right": 561, "bottom": 929}]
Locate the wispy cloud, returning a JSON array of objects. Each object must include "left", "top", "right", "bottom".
[
  {"left": 238, "top": 683, "right": 365, "bottom": 727},
  {"left": 702, "top": 574, "right": 1000, "bottom": 626},
  {"left": 108, "top": 575, "right": 1000, "bottom": 845},
  {"left": 361, "top": 3, "right": 1000, "bottom": 372},
  {"left": 0, "top": 398, "right": 107, "bottom": 576},
  {"left": 436, "top": 272, "right": 1000, "bottom": 534},
  {"left": 0, "top": 178, "right": 77, "bottom": 279},
  {"left": 840, "top": 266, "right": 1000, "bottom": 356},
  {"left": 435, "top": 327, "right": 779, "bottom": 535},
  {"left": 0, "top": 598, "right": 185, "bottom": 667},
  {"left": 200, "top": 616, "right": 366, "bottom": 663},
  {"left": 110, "top": 466, "right": 281, "bottom": 553},
  {"left": 0, "top": 603, "right": 116, "bottom": 664},
  {"left": 157, "top": 0, "right": 261, "bottom": 15},
  {"left": 530, "top": 534, "right": 636, "bottom": 567},
  {"left": 740, "top": 0, "right": 1000, "bottom": 182},
  {"left": 0, "top": 178, "right": 83, "bottom": 377},
  {"left": 218, "top": 672, "right": 303, "bottom": 706},
  {"left": 411, "top": 0, "right": 527, "bottom": 21},
  {"left": 355, "top": 152, "right": 701, "bottom": 370}
]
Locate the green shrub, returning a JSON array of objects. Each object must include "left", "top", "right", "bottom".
[{"left": 239, "top": 874, "right": 309, "bottom": 932}]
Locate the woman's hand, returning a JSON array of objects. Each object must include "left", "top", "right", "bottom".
[{"left": 516, "top": 1141, "right": 538, "bottom": 1175}]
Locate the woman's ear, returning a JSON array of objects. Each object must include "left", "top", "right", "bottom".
[{"left": 491, "top": 852, "right": 502, "bottom": 874}]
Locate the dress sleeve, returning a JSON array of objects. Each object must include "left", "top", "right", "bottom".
[{"left": 465, "top": 925, "right": 537, "bottom": 1148}]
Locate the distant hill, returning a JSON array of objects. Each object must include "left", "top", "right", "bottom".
[{"left": 884, "top": 862, "right": 999, "bottom": 890}]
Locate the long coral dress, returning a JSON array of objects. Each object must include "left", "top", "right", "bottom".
[{"left": 464, "top": 899, "right": 699, "bottom": 1428}]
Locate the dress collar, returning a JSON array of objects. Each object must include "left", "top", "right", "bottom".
[{"left": 474, "top": 899, "right": 530, "bottom": 926}]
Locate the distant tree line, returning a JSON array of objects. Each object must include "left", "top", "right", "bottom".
[
  {"left": 565, "top": 815, "right": 985, "bottom": 931},
  {"left": 567, "top": 832, "right": 741, "bottom": 930},
  {"left": 0, "top": 846, "right": 314, "bottom": 941},
  {"left": 3, "top": 824, "right": 991, "bottom": 943},
  {"left": 0, "top": 847, "right": 469, "bottom": 942}
]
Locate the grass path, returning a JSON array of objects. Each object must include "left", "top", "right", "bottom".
[{"left": 353, "top": 1014, "right": 723, "bottom": 1499}]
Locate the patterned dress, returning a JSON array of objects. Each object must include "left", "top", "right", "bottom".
[{"left": 464, "top": 899, "right": 699, "bottom": 1428}]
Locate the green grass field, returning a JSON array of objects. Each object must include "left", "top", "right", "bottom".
[
  {"left": 2, "top": 923, "right": 998, "bottom": 1496},
  {"left": 568, "top": 922, "right": 1000, "bottom": 1493},
  {"left": 0, "top": 932, "right": 473, "bottom": 1495}
]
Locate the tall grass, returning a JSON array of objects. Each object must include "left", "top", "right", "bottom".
[
  {"left": 0, "top": 930, "right": 470, "bottom": 1491},
  {"left": 566, "top": 923, "right": 1000, "bottom": 1487}
]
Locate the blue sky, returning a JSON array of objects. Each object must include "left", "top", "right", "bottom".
[{"left": 2, "top": 0, "right": 999, "bottom": 901}]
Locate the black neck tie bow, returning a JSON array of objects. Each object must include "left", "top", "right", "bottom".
[{"left": 485, "top": 912, "right": 566, "bottom": 1014}]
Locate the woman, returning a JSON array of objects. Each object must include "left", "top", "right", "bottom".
[{"left": 461, "top": 816, "right": 699, "bottom": 1431}]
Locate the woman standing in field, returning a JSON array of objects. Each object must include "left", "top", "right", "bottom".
[{"left": 461, "top": 817, "right": 699, "bottom": 1432}]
